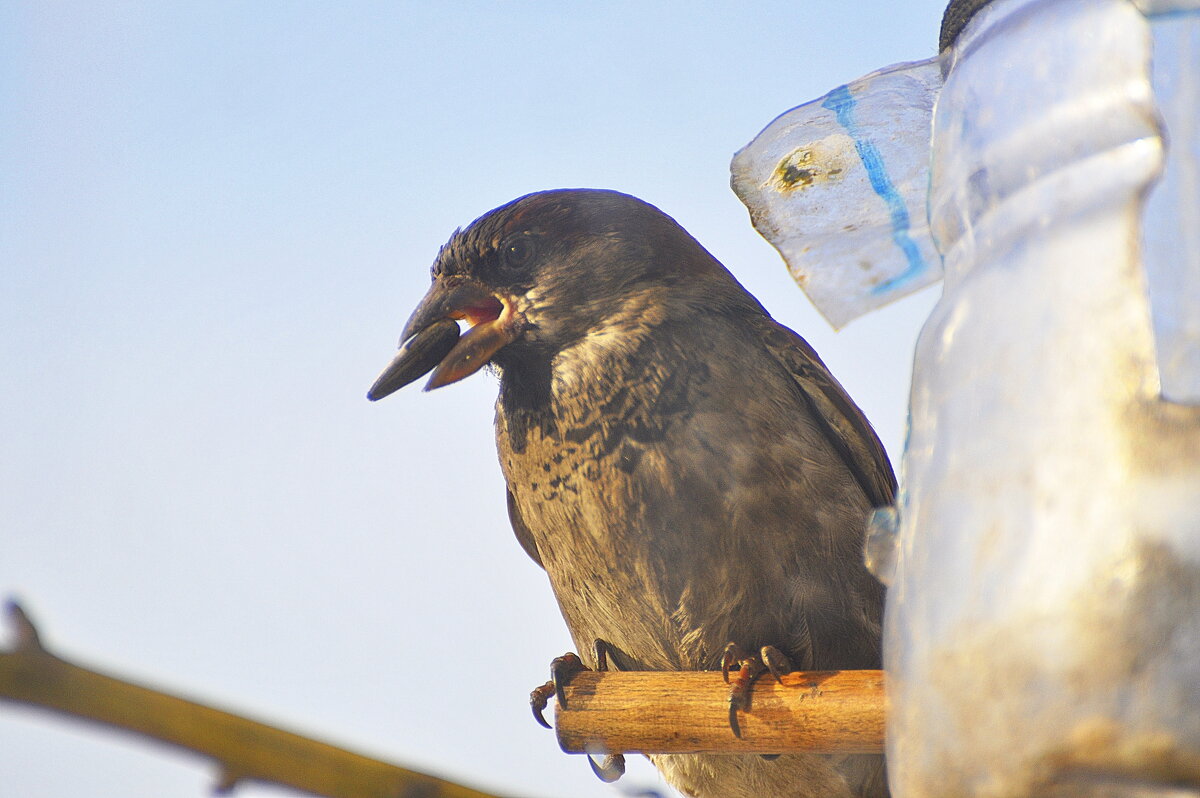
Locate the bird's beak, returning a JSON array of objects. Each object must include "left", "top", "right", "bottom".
[{"left": 367, "top": 279, "right": 517, "bottom": 400}]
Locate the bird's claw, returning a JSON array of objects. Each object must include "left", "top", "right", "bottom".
[
  {"left": 530, "top": 651, "right": 587, "bottom": 729},
  {"left": 530, "top": 680, "right": 557, "bottom": 729},
  {"left": 587, "top": 753, "right": 626, "bottom": 783},
  {"left": 759, "top": 644, "right": 792, "bottom": 680},
  {"left": 551, "top": 651, "right": 587, "bottom": 706},
  {"left": 721, "top": 642, "right": 792, "bottom": 738}
]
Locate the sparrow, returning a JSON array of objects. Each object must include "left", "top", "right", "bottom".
[{"left": 368, "top": 189, "right": 894, "bottom": 798}]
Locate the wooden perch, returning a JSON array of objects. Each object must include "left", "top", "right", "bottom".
[
  {"left": 0, "top": 601, "right": 514, "bottom": 798},
  {"left": 1, "top": 599, "right": 887, "bottom": 798},
  {"left": 553, "top": 669, "right": 885, "bottom": 755}
]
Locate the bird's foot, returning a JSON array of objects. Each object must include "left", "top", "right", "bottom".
[
  {"left": 530, "top": 651, "right": 586, "bottom": 729},
  {"left": 529, "top": 641, "right": 625, "bottom": 783},
  {"left": 529, "top": 639, "right": 619, "bottom": 728},
  {"left": 721, "top": 642, "right": 792, "bottom": 738}
]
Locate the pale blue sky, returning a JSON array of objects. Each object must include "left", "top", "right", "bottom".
[{"left": 2, "top": 3, "right": 943, "bottom": 796}]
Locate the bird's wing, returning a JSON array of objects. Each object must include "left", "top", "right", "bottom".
[
  {"left": 506, "top": 488, "right": 545, "bottom": 567},
  {"left": 757, "top": 318, "right": 897, "bottom": 508}
]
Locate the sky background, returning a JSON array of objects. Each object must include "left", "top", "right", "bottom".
[{"left": 2, "top": 3, "right": 944, "bottom": 796}]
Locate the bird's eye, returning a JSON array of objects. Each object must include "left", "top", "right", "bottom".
[{"left": 500, "top": 235, "right": 535, "bottom": 270}]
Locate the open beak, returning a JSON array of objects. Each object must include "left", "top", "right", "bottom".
[{"left": 367, "top": 279, "right": 516, "bottom": 400}]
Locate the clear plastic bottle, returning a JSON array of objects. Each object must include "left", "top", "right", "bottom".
[{"left": 884, "top": 1, "right": 1200, "bottom": 796}]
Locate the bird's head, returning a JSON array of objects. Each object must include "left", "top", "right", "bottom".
[{"left": 367, "top": 189, "right": 747, "bottom": 399}]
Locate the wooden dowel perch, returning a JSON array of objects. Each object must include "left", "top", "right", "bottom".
[
  {"left": 553, "top": 669, "right": 885, "bottom": 756},
  {"left": 2, "top": 598, "right": 886, "bottom": 798}
]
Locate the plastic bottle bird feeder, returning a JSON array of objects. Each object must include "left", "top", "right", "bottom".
[{"left": 733, "top": 1, "right": 1200, "bottom": 795}]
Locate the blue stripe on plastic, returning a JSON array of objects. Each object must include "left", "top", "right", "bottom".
[{"left": 822, "top": 84, "right": 926, "bottom": 294}]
